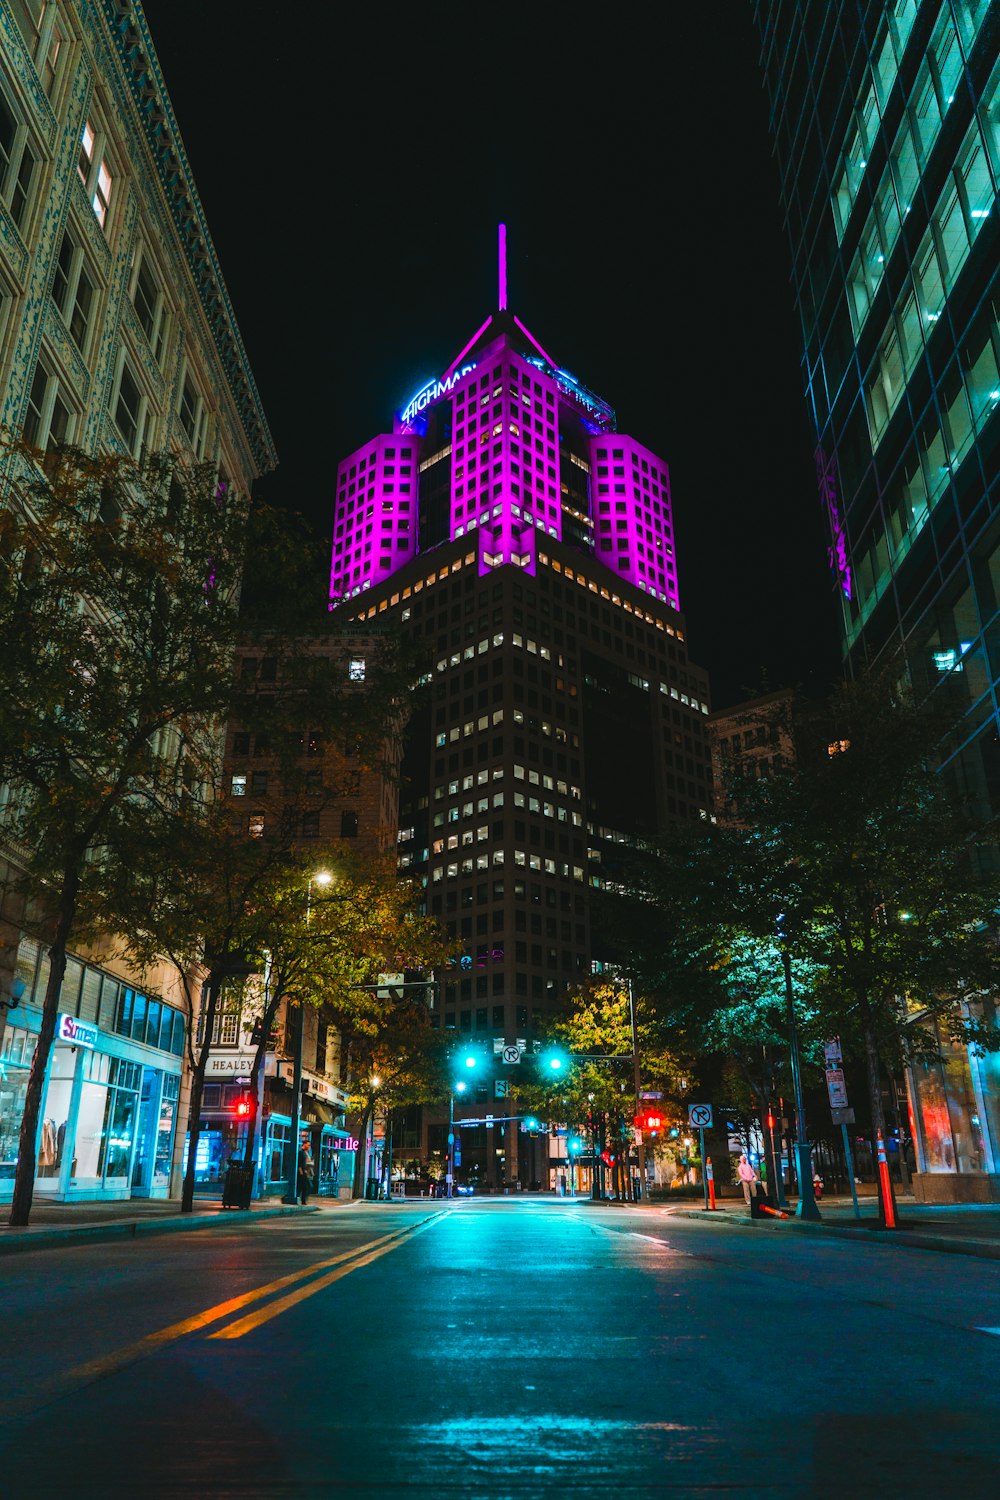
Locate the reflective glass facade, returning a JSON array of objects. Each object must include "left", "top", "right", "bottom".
[{"left": 755, "top": 1, "right": 999, "bottom": 814}]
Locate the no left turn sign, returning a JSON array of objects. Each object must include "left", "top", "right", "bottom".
[{"left": 688, "top": 1103, "right": 713, "bottom": 1129}]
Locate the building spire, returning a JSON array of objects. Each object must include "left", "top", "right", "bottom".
[{"left": 498, "top": 222, "right": 507, "bottom": 311}]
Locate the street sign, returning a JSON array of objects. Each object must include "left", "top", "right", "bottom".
[
  {"left": 486, "top": 1113, "right": 494, "bottom": 1124},
  {"left": 639, "top": 1091, "right": 663, "bottom": 1100},
  {"left": 633, "top": 1127, "right": 643, "bottom": 1145},
  {"left": 825, "top": 1068, "right": 849, "bottom": 1109},
  {"left": 495, "top": 1080, "right": 509, "bottom": 1099},
  {"left": 501, "top": 1044, "right": 522, "bottom": 1065},
  {"left": 688, "top": 1103, "right": 713, "bottom": 1129},
  {"left": 824, "top": 1036, "right": 843, "bottom": 1065},
  {"left": 831, "top": 1106, "right": 856, "bottom": 1125}
]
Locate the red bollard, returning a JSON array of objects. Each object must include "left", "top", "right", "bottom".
[
  {"left": 876, "top": 1130, "right": 898, "bottom": 1229},
  {"left": 706, "top": 1156, "right": 716, "bottom": 1210}
]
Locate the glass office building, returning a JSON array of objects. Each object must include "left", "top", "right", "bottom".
[{"left": 755, "top": 0, "right": 1000, "bottom": 1198}]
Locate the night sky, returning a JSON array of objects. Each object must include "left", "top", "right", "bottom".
[{"left": 141, "top": 2, "right": 842, "bottom": 709}]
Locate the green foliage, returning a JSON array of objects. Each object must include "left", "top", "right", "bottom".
[{"left": 612, "top": 668, "right": 1000, "bottom": 1180}]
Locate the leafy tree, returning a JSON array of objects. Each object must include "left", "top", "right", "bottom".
[
  {"left": 339, "top": 993, "right": 452, "bottom": 1199},
  {"left": 515, "top": 980, "right": 688, "bottom": 1200},
  {"left": 245, "top": 854, "right": 452, "bottom": 1200},
  {"left": 0, "top": 444, "right": 248, "bottom": 1225},
  {"left": 611, "top": 669, "right": 1000, "bottom": 1223}
]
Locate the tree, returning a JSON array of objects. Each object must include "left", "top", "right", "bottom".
[
  {"left": 515, "top": 980, "right": 688, "bottom": 1200},
  {"left": 0, "top": 444, "right": 249, "bottom": 1225},
  {"left": 240, "top": 853, "right": 452, "bottom": 1201},
  {"left": 611, "top": 669, "right": 1000, "bottom": 1223},
  {"left": 339, "top": 993, "right": 451, "bottom": 1199}
]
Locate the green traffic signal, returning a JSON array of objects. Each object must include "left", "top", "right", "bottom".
[
  {"left": 541, "top": 1048, "right": 569, "bottom": 1074},
  {"left": 568, "top": 1136, "right": 583, "bottom": 1155}
]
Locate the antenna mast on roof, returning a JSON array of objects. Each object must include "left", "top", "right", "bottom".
[{"left": 498, "top": 222, "right": 507, "bottom": 311}]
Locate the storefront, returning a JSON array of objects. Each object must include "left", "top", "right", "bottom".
[
  {"left": 0, "top": 999, "right": 185, "bottom": 1202},
  {"left": 907, "top": 1016, "right": 1000, "bottom": 1201}
]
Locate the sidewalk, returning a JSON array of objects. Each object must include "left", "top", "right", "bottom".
[
  {"left": 678, "top": 1193, "right": 1000, "bottom": 1261},
  {"left": 0, "top": 1195, "right": 331, "bottom": 1257}
]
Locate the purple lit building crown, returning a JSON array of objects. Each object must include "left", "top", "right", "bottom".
[{"left": 330, "top": 300, "right": 679, "bottom": 610}]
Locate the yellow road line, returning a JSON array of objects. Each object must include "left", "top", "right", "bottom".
[
  {"left": 209, "top": 1213, "right": 443, "bottom": 1340},
  {"left": 3, "top": 1213, "right": 446, "bottom": 1421}
]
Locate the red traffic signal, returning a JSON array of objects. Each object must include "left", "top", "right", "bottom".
[
  {"left": 635, "top": 1110, "right": 664, "bottom": 1136},
  {"left": 235, "top": 1095, "right": 252, "bottom": 1118}
]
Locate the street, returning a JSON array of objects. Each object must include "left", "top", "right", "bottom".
[{"left": 2, "top": 1200, "right": 1000, "bottom": 1498}]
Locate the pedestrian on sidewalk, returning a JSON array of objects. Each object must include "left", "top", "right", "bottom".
[
  {"left": 297, "top": 1137, "right": 315, "bottom": 1206},
  {"left": 737, "top": 1153, "right": 759, "bottom": 1207}
]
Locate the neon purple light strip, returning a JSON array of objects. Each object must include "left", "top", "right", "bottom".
[
  {"left": 441, "top": 315, "right": 494, "bottom": 380},
  {"left": 498, "top": 222, "right": 507, "bottom": 310},
  {"left": 513, "top": 315, "right": 557, "bottom": 368}
]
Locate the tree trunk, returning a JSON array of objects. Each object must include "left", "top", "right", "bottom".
[
  {"left": 352, "top": 1103, "right": 373, "bottom": 1199},
  {"left": 181, "top": 976, "right": 221, "bottom": 1213},
  {"left": 9, "top": 863, "right": 78, "bottom": 1227},
  {"left": 861, "top": 1003, "right": 898, "bottom": 1228}
]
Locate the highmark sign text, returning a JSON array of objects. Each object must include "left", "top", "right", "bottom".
[{"left": 400, "top": 363, "right": 476, "bottom": 426}]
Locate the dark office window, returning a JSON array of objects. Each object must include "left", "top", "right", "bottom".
[{"left": 340, "top": 811, "right": 358, "bottom": 838}]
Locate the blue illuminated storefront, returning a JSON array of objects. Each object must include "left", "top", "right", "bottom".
[{"left": 0, "top": 938, "right": 186, "bottom": 1202}]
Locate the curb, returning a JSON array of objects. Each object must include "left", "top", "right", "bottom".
[
  {"left": 680, "top": 1208, "right": 1000, "bottom": 1262},
  {"left": 0, "top": 1203, "right": 320, "bottom": 1257}
]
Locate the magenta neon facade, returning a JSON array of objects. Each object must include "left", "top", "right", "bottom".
[{"left": 329, "top": 310, "right": 680, "bottom": 611}]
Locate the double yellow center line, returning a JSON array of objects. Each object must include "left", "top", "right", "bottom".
[
  {"left": 210, "top": 1211, "right": 443, "bottom": 1340},
  {"left": 7, "top": 1211, "right": 445, "bottom": 1423}
]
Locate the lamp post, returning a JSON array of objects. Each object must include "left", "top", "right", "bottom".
[
  {"left": 781, "top": 945, "right": 821, "bottom": 1221},
  {"left": 628, "top": 979, "right": 646, "bottom": 1202},
  {"left": 366, "top": 1074, "right": 381, "bottom": 1198},
  {"left": 282, "top": 870, "right": 331, "bottom": 1206}
]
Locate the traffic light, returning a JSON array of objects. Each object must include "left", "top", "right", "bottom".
[
  {"left": 462, "top": 1051, "right": 479, "bottom": 1070},
  {"left": 540, "top": 1047, "right": 569, "bottom": 1075},
  {"left": 235, "top": 1095, "right": 252, "bottom": 1118},
  {"left": 568, "top": 1136, "right": 583, "bottom": 1155},
  {"left": 523, "top": 1116, "right": 540, "bottom": 1134},
  {"left": 669, "top": 1126, "right": 680, "bottom": 1139},
  {"left": 635, "top": 1110, "right": 663, "bottom": 1137}
]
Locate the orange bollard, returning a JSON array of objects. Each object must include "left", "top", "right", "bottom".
[
  {"left": 706, "top": 1156, "right": 716, "bottom": 1210},
  {"left": 876, "top": 1129, "right": 898, "bottom": 1229}
]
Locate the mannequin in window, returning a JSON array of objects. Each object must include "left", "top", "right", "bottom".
[{"left": 39, "top": 1118, "right": 57, "bottom": 1176}]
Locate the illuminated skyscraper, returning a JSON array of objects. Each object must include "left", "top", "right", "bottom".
[
  {"left": 329, "top": 233, "right": 714, "bottom": 1189},
  {"left": 755, "top": 3, "right": 1000, "bottom": 1201},
  {"left": 754, "top": 1, "right": 998, "bottom": 805}
]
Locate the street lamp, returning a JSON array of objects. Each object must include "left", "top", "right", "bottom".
[{"left": 282, "top": 870, "right": 333, "bottom": 1206}]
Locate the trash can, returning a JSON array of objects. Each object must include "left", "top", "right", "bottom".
[
  {"left": 748, "top": 1183, "right": 767, "bottom": 1221},
  {"left": 222, "top": 1161, "right": 253, "bottom": 1210}
]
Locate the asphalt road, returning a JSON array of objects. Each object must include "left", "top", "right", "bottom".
[{"left": 2, "top": 1199, "right": 999, "bottom": 1499}]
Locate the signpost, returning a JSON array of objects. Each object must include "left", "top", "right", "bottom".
[
  {"left": 824, "top": 1036, "right": 843, "bottom": 1066},
  {"left": 825, "top": 1069, "right": 849, "bottom": 1109},
  {"left": 828, "top": 1073, "right": 861, "bottom": 1220},
  {"left": 688, "top": 1104, "right": 713, "bottom": 1209}
]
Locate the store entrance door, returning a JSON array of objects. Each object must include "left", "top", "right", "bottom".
[{"left": 130, "top": 1068, "right": 160, "bottom": 1197}]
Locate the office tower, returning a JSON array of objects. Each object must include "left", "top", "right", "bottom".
[
  {"left": 329, "top": 237, "right": 714, "bottom": 1190},
  {"left": 754, "top": 1, "right": 1000, "bottom": 1199}
]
